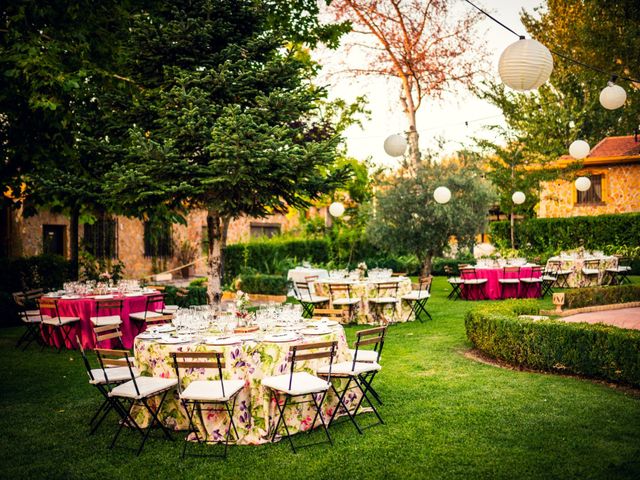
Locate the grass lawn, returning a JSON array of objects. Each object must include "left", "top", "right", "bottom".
[{"left": 1, "top": 277, "right": 639, "bottom": 480}]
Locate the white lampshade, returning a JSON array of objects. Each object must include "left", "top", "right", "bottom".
[
  {"left": 383, "top": 134, "right": 407, "bottom": 157},
  {"left": 512, "top": 191, "right": 526, "bottom": 205},
  {"left": 575, "top": 176, "right": 591, "bottom": 192},
  {"left": 498, "top": 38, "right": 554, "bottom": 91},
  {"left": 569, "top": 140, "right": 590, "bottom": 160},
  {"left": 433, "top": 186, "right": 451, "bottom": 204},
  {"left": 599, "top": 83, "right": 626, "bottom": 110},
  {"left": 328, "top": 201, "right": 345, "bottom": 217}
]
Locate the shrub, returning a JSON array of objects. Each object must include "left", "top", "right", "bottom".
[
  {"left": 237, "top": 274, "right": 288, "bottom": 295},
  {"left": 431, "top": 256, "right": 476, "bottom": 276},
  {"left": 563, "top": 285, "right": 640, "bottom": 310},
  {"left": 465, "top": 300, "right": 640, "bottom": 387},
  {"left": 163, "top": 285, "right": 207, "bottom": 307}
]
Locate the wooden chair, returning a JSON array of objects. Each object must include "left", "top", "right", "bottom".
[
  {"left": 90, "top": 299, "right": 124, "bottom": 327},
  {"left": 520, "top": 266, "right": 543, "bottom": 298},
  {"left": 582, "top": 259, "right": 601, "bottom": 286},
  {"left": 37, "top": 297, "right": 80, "bottom": 352},
  {"left": 129, "top": 293, "right": 171, "bottom": 324},
  {"left": 93, "top": 323, "right": 126, "bottom": 349},
  {"left": 327, "top": 283, "right": 360, "bottom": 322},
  {"left": 13, "top": 291, "right": 44, "bottom": 350},
  {"left": 312, "top": 308, "right": 346, "bottom": 323},
  {"left": 444, "top": 265, "right": 464, "bottom": 300},
  {"left": 547, "top": 260, "right": 571, "bottom": 288},
  {"left": 459, "top": 267, "right": 488, "bottom": 300},
  {"left": 367, "top": 282, "right": 400, "bottom": 324},
  {"left": 498, "top": 266, "right": 521, "bottom": 299},
  {"left": 293, "top": 280, "right": 329, "bottom": 318},
  {"left": 401, "top": 276, "right": 432, "bottom": 321}
]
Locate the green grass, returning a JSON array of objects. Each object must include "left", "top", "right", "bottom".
[{"left": 1, "top": 277, "right": 639, "bottom": 480}]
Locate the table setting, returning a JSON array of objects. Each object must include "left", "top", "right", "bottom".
[{"left": 545, "top": 249, "right": 617, "bottom": 288}]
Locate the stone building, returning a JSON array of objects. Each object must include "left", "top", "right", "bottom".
[
  {"left": 538, "top": 135, "right": 640, "bottom": 218},
  {"left": 0, "top": 206, "right": 325, "bottom": 278}
]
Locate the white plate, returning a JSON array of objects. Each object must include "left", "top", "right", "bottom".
[
  {"left": 93, "top": 294, "right": 114, "bottom": 300},
  {"left": 300, "top": 328, "right": 333, "bottom": 336},
  {"left": 124, "top": 292, "right": 143, "bottom": 297},
  {"left": 61, "top": 295, "right": 81, "bottom": 300},
  {"left": 149, "top": 325, "right": 175, "bottom": 333},
  {"left": 306, "top": 319, "right": 339, "bottom": 327},
  {"left": 263, "top": 333, "right": 300, "bottom": 343},
  {"left": 137, "top": 332, "right": 163, "bottom": 340},
  {"left": 204, "top": 336, "right": 242, "bottom": 346},
  {"left": 155, "top": 336, "right": 192, "bottom": 344}
]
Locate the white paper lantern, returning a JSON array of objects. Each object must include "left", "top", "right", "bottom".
[
  {"left": 569, "top": 140, "right": 590, "bottom": 160},
  {"left": 498, "top": 38, "right": 554, "bottom": 91},
  {"left": 512, "top": 191, "right": 526, "bottom": 205},
  {"left": 575, "top": 176, "right": 591, "bottom": 192},
  {"left": 383, "top": 134, "right": 407, "bottom": 157},
  {"left": 433, "top": 186, "right": 451, "bottom": 204},
  {"left": 599, "top": 83, "right": 626, "bottom": 110},
  {"left": 328, "top": 201, "right": 345, "bottom": 217}
]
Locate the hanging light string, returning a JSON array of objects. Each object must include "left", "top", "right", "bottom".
[{"left": 462, "top": 0, "right": 640, "bottom": 85}]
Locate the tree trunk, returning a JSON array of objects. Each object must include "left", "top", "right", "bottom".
[
  {"left": 421, "top": 253, "right": 433, "bottom": 277},
  {"left": 407, "top": 124, "right": 420, "bottom": 171},
  {"left": 399, "top": 77, "right": 421, "bottom": 170},
  {"left": 206, "top": 209, "right": 225, "bottom": 311},
  {"left": 69, "top": 206, "right": 80, "bottom": 280},
  {"left": 510, "top": 210, "right": 515, "bottom": 250}
]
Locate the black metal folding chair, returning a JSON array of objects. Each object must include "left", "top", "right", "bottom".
[
  {"left": 547, "top": 260, "right": 571, "bottom": 288},
  {"left": 444, "top": 265, "right": 464, "bottom": 300},
  {"left": 520, "top": 266, "right": 543, "bottom": 298},
  {"left": 349, "top": 326, "right": 387, "bottom": 405},
  {"left": 401, "top": 276, "right": 432, "bottom": 322},
  {"left": 582, "top": 259, "right": 601, "bottom": 287},
  {"left": 171, "top": 351, "right": 244, "bottom": 458},
  {"left": 262, "top": 341, "right": 337, "bottom": 453},
  {"left": 368, "top": 282, "right": 400, "bottom": 324},
  {"left": 460, "top": 267, "right": 488, "bottom": 300},
  {"left": 37, "top": 297, "right": 80, "bottom": 352},
  {"left": 13, "top": 291, "right": 44, "bottom": 350},
  {"left": 96, "top": 348, "right": 177, "bottom": 455},
  {"left": 498, "top": 266, "right": 521, "bottom": 299},
  {"left": 293, "top": 280, "right": 330, "bottom": 318},
  {"left": 328, "top": 283, "right": 360, "bottom": 322},
  {"left": 90, "top": 298, "right": 124, "bottom": 327}
]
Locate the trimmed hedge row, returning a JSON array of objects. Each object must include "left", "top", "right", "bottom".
[
  {"left": 238, "top": 274, "right": 288, "bottom": 295},
  {"left": 563, "top": 285, "right": 640, "bottom": 310},
  {"left": 489, "top": 212, "right": 640, "bottom": 253},
  {"left": 465, "top": 300, "right": 640, "bottom": 387},
  {"left": 163, "top": 285, "right": 207, "bottom": 307}
]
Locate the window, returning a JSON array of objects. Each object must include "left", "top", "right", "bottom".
[
  {"left": 84, "top": 216, "right": 117, "bottom": 258},
  {"left": 250, "top": 223, "right": 281, "bottom": 239},
  {"left": 144, "top": 221, "right": 173, "bottom": 257},
  {"left": 576, "top": 175, "right": 603, "bottom": 204},
  {"left": 43, "top": 225, "right": 66, "bottom": 257}
]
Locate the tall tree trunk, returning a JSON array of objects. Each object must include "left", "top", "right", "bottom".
[
  {"left": 421, "top": 253, "right": 433, "bottom": 277},
  {"left": 69, "top": 206, "right": 80, "bottom": 280},
  {"left": 206, "top": 209, "right": 224, "bottom": 310},
  {"left": 399, "top": 77, "right": 421, "bottom": 170},
  {"left": 510, "top": 210, "right": 515, "bottom": 250}
]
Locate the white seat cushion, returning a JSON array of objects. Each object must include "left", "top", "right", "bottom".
[
  {"left": 401, "top": 291, "right": 430, "bottom": 300},
  {"left": 606, "top": 267, "right": 630, "bottom": 273},
  {"left": 542, "top": 275, "right": 557, "bottom": 281},
  {"left": 317, "top": 360, "right": 381, "bottom": 376},
  {"left": 262, "top": 372, "right": 329, "bottom": 396},
  {"left": 332, "top": 297, "right": 360, "bottom": 305},
  {"left": 464, "top": 279, "right": 487, "bottom": 285},
  {"left": 498, "top": 278, "right": 520, "bottom": 284},
  {"left": 163, "top": 305, "right": 179, "bottom": 313},
  {"left": 180, "top": 379, "right": 244, "bottom": 402},
  {"left": 582, "top": 268, "right": 599, "bottom": 275},
  {"left": 109, "top": 376, "right": 178, "bottom": 400},
  {"left": 369, "top": 297, "right": 399, "bottom": 304},
  {"left": 556, "top": 270, "right": 572, "bottom": 275},
  {"left": 25, "top": 309, "right": 41, "bottom": 316},
  {"left": 448, "top": 277, "right": 464, "bottom": 284},
  {"left": 42, "top": 316, "right": 80, "bottom": 326},
  {"left": 89, "top": 366, "right": 140, "bottom": 385},
  {"left": 90, "top": 315, "right": 122, "bottom": 326},
  {"left": 303, "top": 295, "right": 330, "bottom": 304},
  {"left": 348, "top": 349, "right": 379, "bottom": 363},
  {"left": 129, "top": 311, "right": 164, "bottom": 321},
  {"left": 21, "top": 314, "right": 43, "bottom": 324},
  {"left": 520, "top": 278, "right": 542, "bottom": 283}
]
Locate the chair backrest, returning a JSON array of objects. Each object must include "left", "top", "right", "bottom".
[
  {"left": 95, "top": 348, "right": 137, "bottom": 389},
  {"left": 37, "top": 297, "right": 61, "bottom": 322},
  {"left": 443, "top": 265, "right": 455, "bottom": 277},
  {"left": 503, "top": 266, "right": 520, "bottom": 277},
  {"left": 374, "top": 282, "right": 399, "bottom": 297},
  {"left": 584, "top": 259, "right": 600, "bottom": 269},
  {"left": 145, "top": 293, "right": 165, "bottom": 313},
  {"left": 294, "top": 281, "right": 314, "bottom": 301},
  {"left": 460, "top": 267, "right": 477, "bottom": 280},
  {"left": 171, "top": 351, "right": 226, "bottom": 396},
  {"left": 328, "top": 283, "right": 352, "bottom": 297},
  {"left": 391, "top": 272, "right": 407, "bottom": 277},
  {"left": 93, "top": 323, "right": 124, "bottom": 348},
  {"left": 352, "top": 326, "right": 387, "bottom": 366},
  {"left": 76, "top": 335, "right": 97, "bottom": 383},
  {"left": 527, "top": 266, "right": 542, "bottom": 277},
  {"left": 312, "top": 308, "right": 345, "bottom": 321},
  {"left": 146, "top": 285, "right": 166, "bottom": 291},
  {"left": 287, "top": 341, "right": 338, "bottom": 390},
  {"left": 146, "top": 313, "right": 174, "bottom": 325},
  {"left": 616, "top": 256, "right": 631, "bottom": 268},
  {"left": 95, "top": 299, "right": 123, "bottom": 318},
  {"left": 415, "top": 276, "right": 432, "bottom": 294}
]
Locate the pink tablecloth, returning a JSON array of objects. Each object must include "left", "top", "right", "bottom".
[
  {"left": 461, "top": 267, "right": 541, "bottom": 300},
  {"left": 40, "top": 294, "right": 163, "bottom": 349}
]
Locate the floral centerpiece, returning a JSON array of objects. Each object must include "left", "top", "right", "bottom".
[
  {"left": 235, "top": 290, "right": 251, "bottom": 325},
  {"left": 356, "top": 262, "right": 368, "bottom": 280}
]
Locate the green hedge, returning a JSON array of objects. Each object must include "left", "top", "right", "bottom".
[
  {"left": 163, "top": 285, "right": 207, "bottom": 307},
  {"left": 489, "top": 212, "right": 640, "bottom": 253},
  {"left": 563, "top": 285, "right": 640, "bottom": 310},
  {"left": 465, "top": 300, "right": 640, "bottom": 387},
  {"left": 238, "top": 274, "right": 288, "bottom": 295}
]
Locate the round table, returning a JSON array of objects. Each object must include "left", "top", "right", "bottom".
[
  {"left": 461, "top": 266, "right": 542, "bottom": 300},
  {"left": 132, "top": 324, "right": 357, "bottom": 445},
  {"left": 545, "top": 256, "right": 617, "bottom": 288},
  {"left": 40, "top": 292, "right": 164, "bottom": 349},
  {"left": 313, "top": 277, "right": 413, "bottom": 324}
]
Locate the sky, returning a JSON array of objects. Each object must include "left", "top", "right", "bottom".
[{"left": 314, "top": 0, "right": 545, "bottom": 167}]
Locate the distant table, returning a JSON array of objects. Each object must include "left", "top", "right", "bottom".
[
  {"left": 40, "top": 293, "right": 163, "bottom": 349},
  {"left": 545, "top": 256, "right": 617, "bottom": 288},
  {"left": 314, "top": 277, "right": 413, "bottom": 324},
  {"left": 286, "top": 267, "right": 329, "bottom": 283},
  {"left": 461, "top": 266, "right": 541, "bottom": 300}
]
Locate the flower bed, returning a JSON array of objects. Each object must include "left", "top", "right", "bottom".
[{"left": 465, "top": 300, "right": 640, "bottom": 387}]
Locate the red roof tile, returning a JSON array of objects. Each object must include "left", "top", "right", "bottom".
[{"left": 588, "top": 135, "right": 640, "bottom": 158}]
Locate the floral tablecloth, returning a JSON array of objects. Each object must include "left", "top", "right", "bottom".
[
  {"left": 132, "top": 326, "right": 357, "bottom": 445},
  {"left": 545, "top": 256, "right": 617, "bottom": 288},
  {"left": 40, "top": 293, "right": 163, "bottom": 349},
  {"left": 314, "top": 277, "right": 413, "bottom": 324}
]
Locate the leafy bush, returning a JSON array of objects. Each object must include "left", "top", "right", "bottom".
[
  {"left": 563, "top": 285, "right": 640, "bottom": 310},
  {"left": 237, "top": 274, "right": 288, "bottom": 295},
  {"left": 489, "top": 213, "right": 640, "bottom": 257},
  {"left": 465, "top": 300, "right": 640, "bottom": 387},
  {"left": 163, "top": 285, "right": 207, "bottom": 307},
  {"left": 431, "top": 256, "right": 476, "bottom": 276}
]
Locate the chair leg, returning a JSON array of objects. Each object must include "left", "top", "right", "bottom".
[
  {"left": 350, "top": 376, "right": 384, "bottom": 427},
  {"left": 310, "top": 391, "right": 332, "bottom": 446},
  {"left": 359, "top": 372, "right": 382, "bottom": 405},
  {"left": 415, "top": 300, "right": 432, "bottom": 321},
  {"left": 137, "top": 391, "right": 173, "bottom": 456},
  {"left": 327, "top": 380, "right": 363, "bottom": 434},
  {"left": 271, "top": 394, "right": 296, "bottom": 453}
]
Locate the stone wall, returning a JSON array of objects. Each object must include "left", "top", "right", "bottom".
[{"left": 538, "top": 163, "right": 640, "bottom": 218}]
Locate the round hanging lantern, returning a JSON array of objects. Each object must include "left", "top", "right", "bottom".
[
  {"left": 383, "top": 134, "right": 407, "bottom": 157},
  {"left": 433, "top": 186, "right": 451, "bottom": 204},
  {"left": 569, "top": 140, "right": 590, "bottom": 159},
  {"left": 498, "top": 38, "right": 553, "bottom": 91},
  {"left": 575, "top": 176, "right": 591, "bottom": 192},
  {"left": 328, "top": 201, "right": 345, "bottom": 217},
  {"left": 599, "top": 83, "right": 626, "bottom": 110},
  {"left": 512, "top": 191, "right": 526, "bottom": 205}
]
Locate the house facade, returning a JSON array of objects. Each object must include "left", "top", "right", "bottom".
[{"left": 538, "top": 135, "right": 640, "bottom": 218}]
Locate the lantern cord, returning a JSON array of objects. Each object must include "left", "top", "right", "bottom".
[{"left": 461, "top": 0, "right": 640, "bottom": 85}]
